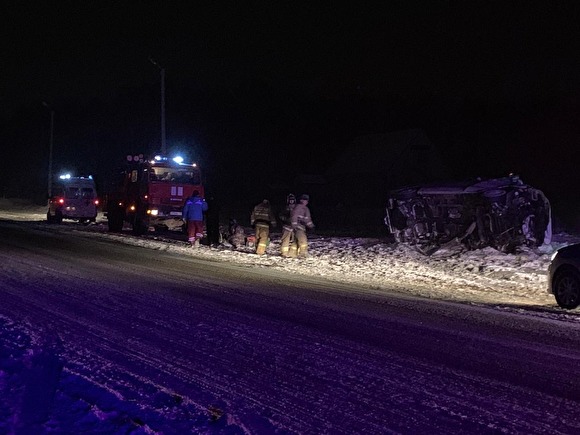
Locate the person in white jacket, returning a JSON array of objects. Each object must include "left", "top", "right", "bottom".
[
  {"left": 290, "top": 194, "right": 315, "bottom": 258},
  {"left": 279, "top": 193, "right": 298, "bottom": 257}
]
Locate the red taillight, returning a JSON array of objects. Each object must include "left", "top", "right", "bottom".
[
  {"left": 94, "top": 199, "right": 99, "bottom": 206},
  {"left": 58, "top": 198, "right": 65, "bottom": 205}
]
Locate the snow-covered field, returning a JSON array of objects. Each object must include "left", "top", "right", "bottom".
[{"left": 2, "top": 198, "right": 580, "bottom": 432}]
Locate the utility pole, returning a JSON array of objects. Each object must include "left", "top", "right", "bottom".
[
  {"left": 149, "top": 57, "right": 167, "bottom": 155},
  {"left": 42, "top": 102, "right": 54, "bottom": 199}
]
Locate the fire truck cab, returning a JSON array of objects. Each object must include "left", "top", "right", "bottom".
[
  {"left": 106, "top": 154, "right": 204, "bottom": 234},
  {"left": 47, "top": 175, "right": 99, "bottom": 224}
]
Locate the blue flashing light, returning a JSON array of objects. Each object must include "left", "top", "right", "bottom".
[{"left": 148, "top": 153, "right": 197, "bottom": 167}]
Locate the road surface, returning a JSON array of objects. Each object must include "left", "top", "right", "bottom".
[{"left": 1, "top": 219, "right": 579, "bottom": 433}]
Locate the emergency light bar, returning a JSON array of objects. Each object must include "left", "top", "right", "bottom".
[
  {"left": 58, "top": 174, "right": 94, "bottom": 180},
  {"left": 148, "top": 154, "right": 197, "bottom": 167}
]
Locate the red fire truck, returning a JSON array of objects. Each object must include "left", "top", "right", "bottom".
[{"left": 106, "top": 154, "right": 204, "bottom": 234}]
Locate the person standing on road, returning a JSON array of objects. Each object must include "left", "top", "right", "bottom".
[
  {"left": 279, "top": 193, "right": 298, "bottom": 257},
  {"left": 250, "top": 199, "right": 277, "bottom": 255},
  {"left": 291, "top": 194, "right": 315, "bottom": 258},
  {"left": 182, "top": 190, "right": 208, "bottom": 247},
  {"left": 205, "top": 195, "right": 221, "bottom": 247}
]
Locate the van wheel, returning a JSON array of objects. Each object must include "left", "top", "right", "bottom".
[
  {"left": 47, "top": 211, "right": 55, "bottom": 224},
  {"left": 55, "top": 211, "right": 63, "bottom": 224},
  {"left": 554, "top": 269, "right": 580, "bottom": 309}
]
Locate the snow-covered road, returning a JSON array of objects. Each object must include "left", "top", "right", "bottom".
[{"left": 2, "top": 201, "right": 580, "bottom": 433}]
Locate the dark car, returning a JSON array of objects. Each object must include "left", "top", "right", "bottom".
[
  {"left": 548, "top": 243, "right": 580, "bottom": 309},
  {"left": 384, "top": 174, "right": 552, "bottom": 255}
]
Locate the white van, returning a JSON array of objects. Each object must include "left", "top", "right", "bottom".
[{"left": 47, "top": 176, "right": 99, "bottom": 223}]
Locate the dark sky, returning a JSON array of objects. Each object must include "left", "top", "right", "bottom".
[
  {"left": 5, "top": 2, "right": 580, "bottom": 105},
  {"left": 2, "top": 1, "right": 580, "bottom": 206}
]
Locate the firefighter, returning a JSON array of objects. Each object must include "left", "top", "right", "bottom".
[
  {"left": 291, "top": 194, "right": 315, "bottom": 258},
  {"left": 279, "top": 193, "right": 298, "bottom": 257},
  {"left": 250, "top": 199, "right": 277, "bottom": 255},
  {"left": 205, "top": 195, "right": 221, "bottom": 247},
  {"left": 182, "top": 190, "right": 208, "bottom": 247}
]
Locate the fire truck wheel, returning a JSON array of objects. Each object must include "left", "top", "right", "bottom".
[{"left": 107, "top": 209, "right": 124, "bottom": 232}]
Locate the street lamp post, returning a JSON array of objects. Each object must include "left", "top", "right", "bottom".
[
  {"left": 42, "top": 102, "right": 54, "bottom": 200},
  {"left": 149, "top": 57, "right": 167, "bottom": 155}
]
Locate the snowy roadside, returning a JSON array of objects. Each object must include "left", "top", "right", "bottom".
[
  {"left": 82, "top": 227, "right": 579, "bottom": 315},
  {"left": 4, "top": 199, "right": 580, "bottom": 317}
]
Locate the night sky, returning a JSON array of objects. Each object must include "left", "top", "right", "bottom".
[{"left": 2, "top": 2, "right": 580, "bottom": 216}]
